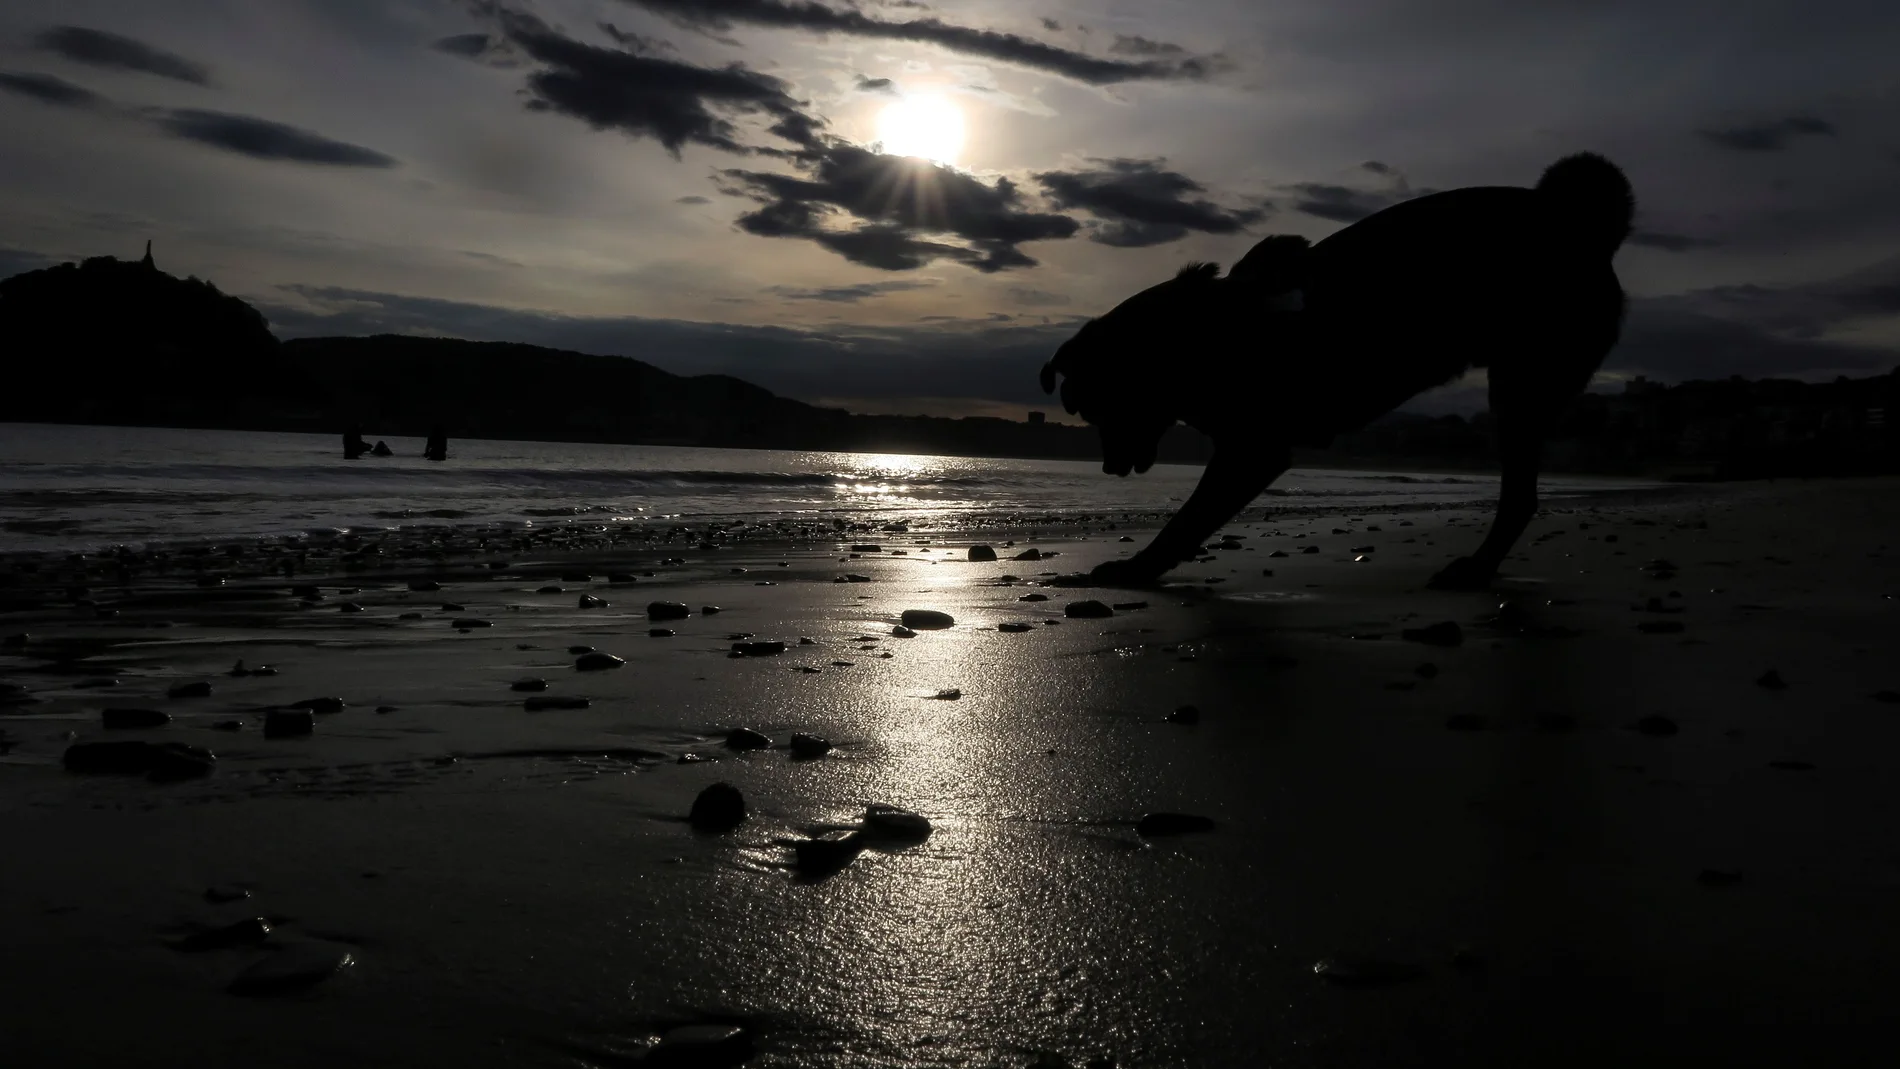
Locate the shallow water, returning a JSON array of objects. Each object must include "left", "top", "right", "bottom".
[{"left": 0, "top": 422, "right": 1647, "bottom": 552}]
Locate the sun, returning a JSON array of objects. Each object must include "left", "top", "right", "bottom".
[{"left": 875, "top": 94, "right": 965, "bottom": 165}]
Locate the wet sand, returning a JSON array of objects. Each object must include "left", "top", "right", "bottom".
[{"left": 3, "top": 478, "right": 1899, "bottom": 1067}]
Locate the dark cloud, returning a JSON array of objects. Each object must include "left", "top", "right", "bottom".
[
  {"left": 260, "top": 283, "right": 1078, "bottom": 407},
  {"left": 1109, "top": 34, "right": 1185, "bottom": 56},
  {"left": 1699, "top": 114, "right": 1837, "bottom": 152},
  {"left": 1039, "top": 18, "right": 1062, "bottom": 32},
  {"left": 1035, "top": 158, "right": 1264, "bottom": 247},
  {"left": 1629, "top": 229, "right": 1722, "bottom": 252},
  {"left": 1615, "top": 300, "right": 1891, "bottom": 381},
  {"left": 0, "top": 246, "right": 57, "bottom": 279},
  {"left": 1649, "top": 255, "right": 1900, "bottom": 339},
  {"left": 477, "top": 10, "right": 819, "bottom": 157},
  {"left": 1360, "top": 160, "right": 1395, "bottom": 176},
  {"left": 721, "top": 142, "right": 1078, "bottom": 271},
  {"left": 767, "top": 279, "right": 934, "bottom": 302},
  {"left": 676, "top": 194, "right": 712, "bottom": 204},
  {"left": 0, "top": 70, "right": 104, "bottom": 108},
  {"left": 149, "top": 109, "right": 399, "bottom": 167},
  {"left": 34, "top": 26, "right": 212, "bottom": 86},
  {"left": 854, "top": 74, "right": 894, "bottom": 93},
  {"left": 616, "top": 0, "right": 1216, "bottom": 84},
  {"left": 1286, "top": 182, "right": 1414, "bottom": 223}
]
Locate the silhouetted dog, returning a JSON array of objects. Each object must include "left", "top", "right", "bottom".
[{"left": 1042, "top": 152, "right": 1633, "bottom": 588}]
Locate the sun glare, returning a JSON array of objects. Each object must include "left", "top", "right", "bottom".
[{"left": 875, "top": 94, "right": 965, "bottom": 165}]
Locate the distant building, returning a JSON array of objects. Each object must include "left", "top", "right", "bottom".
[{"left": 1027, "top": 411, "right": 1046, "bottom": 424}]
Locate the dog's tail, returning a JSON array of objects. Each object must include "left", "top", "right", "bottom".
[{"left": 1535, "top": 152, "right": 1634, "bottom": 257}]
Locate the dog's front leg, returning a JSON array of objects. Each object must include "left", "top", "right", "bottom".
[{"left": 1092, "top": 445, "right": 1290, "bottom": 585}]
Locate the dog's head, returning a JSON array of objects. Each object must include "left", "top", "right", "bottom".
[{"left": 1041, "top": 235, "right": 1310, "bottom": 476}]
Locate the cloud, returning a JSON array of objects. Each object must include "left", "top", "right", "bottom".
[
  {"left": 474, "top": 10, "right": 819, "bottom": 158},
  {"left": 0, "top": 246, "right": 57, "bottom": 279},
  {"left": 431, "top": 33, "right": 495, "bottom": 57},
  {"left": 766, "top": 279, "right": 934, "bottom": 302},
  {"left": 1699, "top": 114, "right": 1837, "bottom": 152},
  {"left": 720, "top": 141, "right": 1078, "bottom": 271},
  {"left": 854, "top": 74, "right": 894, "bottom": 93},
  {"left": 1629, "top": 229, "right": 1722, "bottom": 252},
  {"left": 1285, "top": 182, "right": 1412, "bottom": 223},
  {"left": 34, "top": 26, "right": 212, "bottom": 86},
  {"left": 0, "top": 70, "right": 104, "bottom": 108},
  {"left": 1035, "top": 158, "right": 1264, "bottom": 247},
  {"left": 616, "top": 0, "right": 1217, "bottom": 84},
  {"left": 1648, "top": 255, "right": 1900, "bottom": 339},
  {"left": 1109, "top": 34, "right": 1185, "bottom": 56},
  {"left": 676, "top": 194, "right": 712, "bottom": 204},
  {"left": 1615, "top": 300, "right": 1892, "bottom": 381},
  {"left": 148, "top": 109, "right": 399, "bottom": 167}
]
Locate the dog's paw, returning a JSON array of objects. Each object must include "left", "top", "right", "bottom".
[{"left": 1427, "top": 557, "right": 1496, "bottom": 591}]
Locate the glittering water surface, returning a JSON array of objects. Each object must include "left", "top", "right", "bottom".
[{"left": 0, "top": 423, "right": 1645, "bottom": 552}]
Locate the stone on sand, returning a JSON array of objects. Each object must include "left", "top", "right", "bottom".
[
  {"left": 264, "top": 709, "right": 314, "bottom": 738},
  {"left": 789, "top": 733, "right": 832, "bottom": 758},
  {"left": 792, "top": 830, "right": 865, "bottom": 874},
  {"left": 525, "top": 695, "right": 590, "bottom": 711},
  {"left": 511, "top": 678, "right": 549, "bottom": 692},
  {"left": 102, "top": 708, "right": 169, "bottom": 729},
  {"left": 1065, "top": 600, "right": 1113, "bottom": 619},
  {"left": 291, "top": 697, "right": 345, "bottom": 714},
  {"left": 968, "top": 545, "right": 998, "bottom": 562},
  {"left": 226, "top": 943, "right": 354, "bottom": 996},
  {"left": 900, "top": 609, "right": 955, "bottom": 630},
  {"left": 724, "top": 728, "right": 771, "bottom": 751},
  {"left": 407, "top": 579, "right": 441, "bottom": 592},
  {"left": 167, "top": 681, "right": 212, "bottom": 700},
  {"left": 1137, "top": 812, "right": 1216, "bottom": 837},
  {"left": 648, "top": 601, "right": 690, "bottom": 621},
  {"left": 575, "top": 652, "right": 625, "bottom": 671},
  {"left": 578, "top": 594, "right": 605, "bottom": 609},
  {"left": 173, "top": 917, "right": 272, "bottom": 952},
  {"left": 997, "top": 622, "right": 1034, "bottom": 633},
  {"left": 689, "top": 782, "right": 746, "bottom": 831},
  {"left": 863, "top": 803, "right": 931, "bottom": 840}
]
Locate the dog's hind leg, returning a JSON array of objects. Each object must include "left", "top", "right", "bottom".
[{"left": 1090, "top": 444, "right": 1292, "bottom": 585}]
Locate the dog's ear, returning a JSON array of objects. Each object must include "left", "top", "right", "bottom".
[{"left": 1228, "top": 234, "right": 1310, "bottom": 291}]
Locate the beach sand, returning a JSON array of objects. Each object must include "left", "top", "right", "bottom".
[{"left": 3, "top": 477, "right": 1898, "bottom": 1067}]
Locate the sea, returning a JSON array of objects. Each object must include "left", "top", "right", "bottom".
[{"left": 0, "top": 423, "right": 1654, "bottom": 553}]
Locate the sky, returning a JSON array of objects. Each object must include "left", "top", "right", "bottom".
[{"left": 2, "top": 0, "right": 1898, "bottom": 420}]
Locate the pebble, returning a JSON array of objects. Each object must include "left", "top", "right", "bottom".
[
  {"left": 226, "top": 943, "right": 354, "bottom": 996},
  {"left": 689, "top": 783, "right": 746, "bottom": 831},
  {"left": 575, "top": 652, "right": 625, "bottom": 671},
  {"left": 204, "top": 886, "right": 251, "bottom": 904},
  {"left": 1875, "top": 690, "right": 1900, "bottom": 704},
  {"left": 732, "top": 640, "right": 786, "bottom": 656},
  {"left": 1137, "top": 812, "right": 1216, "bottom": 836},
  {"left": 1402, "top": 621, "right": 1463, "bottom": 646},
  {"left": 1065, "top": 600, "right": 1113, "bottom": 619},
  {"left": 407, "top": 579, "right": 442, "bottom": 592},
  {"left": 701, "top": 606, "right": 722, "bottom": 615},
  {"left": 1301, "top": 545, "right": 1319, "bottom": 554},
  {"left": 1019, "top": 593, "right": 1049, "bottom": 602},
  {"left": 890, "top": 625, "right": 916, "bottom": 638},
  {"left": 789, "top": 733, "right": 833, "bottom": 758},
  {"left": 968, "top": 545, "right": 998, "bottom": 562},
  {"left": 607, "top": 573, "right": 637, "bottom": 584},
  {"left": 836, "top": 574, "right": 872, "bottom": 583},
  {"left": 648, "top": 601, "right": 690, "bottom": 621},
  {"left": 511, "top": 678, "right": 550, "bottom": 692},
  {"left": 1167, "top": 705, "right": 1200, "bottom": 724},
  {"left": 649, "top": 628, "right": 676, "bottom": 638},
  {"left": 167, "top": 681, "right": 212, "bottom": 700},
  {"left": 900, "top": 609, "right": 955, "bottom": 630},
  {"left": 211, "top": 719, "right": 244, "bottom": 732},
  {"left": 997, "top": 622, "right": 1034, "bottom": 633},
  {"left": 173, "top": 917, "right": 272, "bottom": 952},
  {"left": 537, "top": 586, "right": 565, "bottom": 595},
  {"left": 525, "top": 695, "right": 590, "bottom": 711},
  {"left": 102, "top": 708, "right": 169, "bottom": 729},
  {"left": 578, "top": 594, "right": 606, "bottom": 609},
  {"left": 264, "top": 709, "right": 314, "bottom": 738},
  {"left": 1415, "top": 662, "right": 1440, "bottom": 679},
  {"left": 451, "top": 618, "right": 493, "bottom": 629},
  {"left": 792, "top": 830, "right": 865, "bottom": 874},
  {"left": 724, "top": 728, "right": 771, "bottom": 750},
  {"left": 291, "top": 697, "right": 346, "bottom": 714},
  {"left": 862, "top": 803, "right": 931, "bottom": 840},
  {"left": 568, "top": 645, "right": 595, "bottom": 655},
  {"left": 927, "top": 688, "right": 962, "bottom": 700},
  {"left": 1014, "top": 547, "right": 1043, "bottom": 561}
]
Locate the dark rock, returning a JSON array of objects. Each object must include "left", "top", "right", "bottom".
[
  {"left": 1768, "top": 760, "right": 1815, "bottom": 771},
  {"left": 407, "top": 579, "right": 441, "bottom": 592},
  {"left": 575, "top": 652, "right": 625, "bottom": 671},
  {"left": 1167, "top": 705, "right": 1200, "bottom": 724},
  {"left": 1875, "top": 690, "right": 1900, "bottom": 704},
  {"left": 147, "top": 742, "right": 216, "bottom": 781},
  {"left": 648, "top": 601, "right": 691, "bottom": 621},
  {"left": 1698, "top": 868, "right": 1743, "bottom": 887},
  {"left": 862, "top": 803, "right": 931, "bottom": 840},
  {"left": 732, "top": 640, "right": 787, "bottom": 656},
  {"left": 1268, "top": 550, "right": 1288, "bottom": 558},
  {"left": 438, "top": 603, "right": 464, "bottom": 613},
  {"left": 689, "top": 783, "right": 746, "bottom": 832},
  {"left": 1137, "top": 812, "right": 1216, "bottom": 837},
  {"left": 927, "top": 688, "right": 961, "bottom": 700},
  {"left": 890, "top": 625, "right": 916, "bottom": 638},
  {"left": 173, "top": 917, "right": 272, "bottom": 952},
  {"left": 291, "top": 697, "right": 345, "bottom": 714},
  {"left": 789, "top": 733, "right": 832, "bottom": 759},
  {"left": 1112, "top": 601, "right": 1149, "bottom": 611},
  {"left": 1301, "top": 545, "right": 1319, "bottom": 554},
  {"left": 724, "top": 727, "right": 771, "bottom": 750},
  {"left": 1415, "top": 662, "right": 1439, "bottom": 679},
  {"left": 798, "top": 637, "right": 815, "bottom": 645},
  {"left": 399, "top": 612, "right": 422, "bottom": 620},
  {"left": 701, "top": 606, "right": 722, "bottom": 615},
  {"left": 263, "top": 709, "right": 314, "bottom": 738},
  {"left": 64, "top": 740, "right": 162, "bottom": 774},
  {"left": 578, "top": 594, "right": 606, "bottom": 609},
  {"left": 525, "top": 695, "right": 590, "bottom": 711},
  {"left": 997, "top": 622, "right": 1034, "bottom": 633},
  {"left": 561, "top": 572, "right": 591, "bottom": 583},
  {"left": 167, "top": 681, "right": 212, "bottom": 700},
  {"left": 510, "top": 678, "right": 549, "bottom": 692},
  {"left": 226, "top": 943, "right": 354, "bottom": 996},
  {"left": 1536, "top": 713, "right": 1577, "bottom": 733},
  {"left": 338, "top": 602, "right": 365, "bottom": 613},
  {"left": 2, "top": 633, "right": 28, "bottom": 647},
  {"left": 1119, "top": 535, "right": 1135, "bottom": 542},
  {"left": 211, "top": 720, "right": 244, "bottom": 732},
  {"left": 1402, "top": 621, "right": 1463, "bottom": 646},
  {"left": 649, "top": 628, "right": 676, "bottom": 638},
  {"left": 968, "top": 545, "right": 998, "bottom": 562},
  {"left": 837, "top": 574, "right": 872, "bottom": 583},
  {"left": 536, "top": 586, "right": 565, "bottom": 595},
  {"left": 792, "top": 830, "right": 865, "bottom": 874},
  {"left": 568, "top": 645, "right": 595, "bottom": 655},
  {"left": 1312, "top": 956, "right": 1424, "bottom": 988},
  {"left": 203, "top": 886, "right": 251, "bottom": 903},
  {"left": 1014, "top": 547, "right": 1043, "bottom": 561},
  {"left": 1631, "top": 714, "right": 1678, "bottom": 737},
  {"left": 450, "top": 618, "right": 491, "bottom": 629},
  {"left": 607, "top": 573, "right": 637, "bottom": 584},
  {"left": 1065, "top": 600, "right": 1114, "bottom": 619},
  {"left": 1444, "top": 713, "right": 1489, "bottom": 731},
  {"left": 1756, "top": 669, "right": 1787, "bottom": 690},
  {"left": 900, "top": 609, "right": 955, "bottom": 630},
  {"left": 851, "top": 544, "right": 881, "bottom": 552},
  {"left": 1019, "top": 593, "right": 1049, "bottom": 602},
  {"left": 102, "top": 708, "right": 169, "bottom": 729}
]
